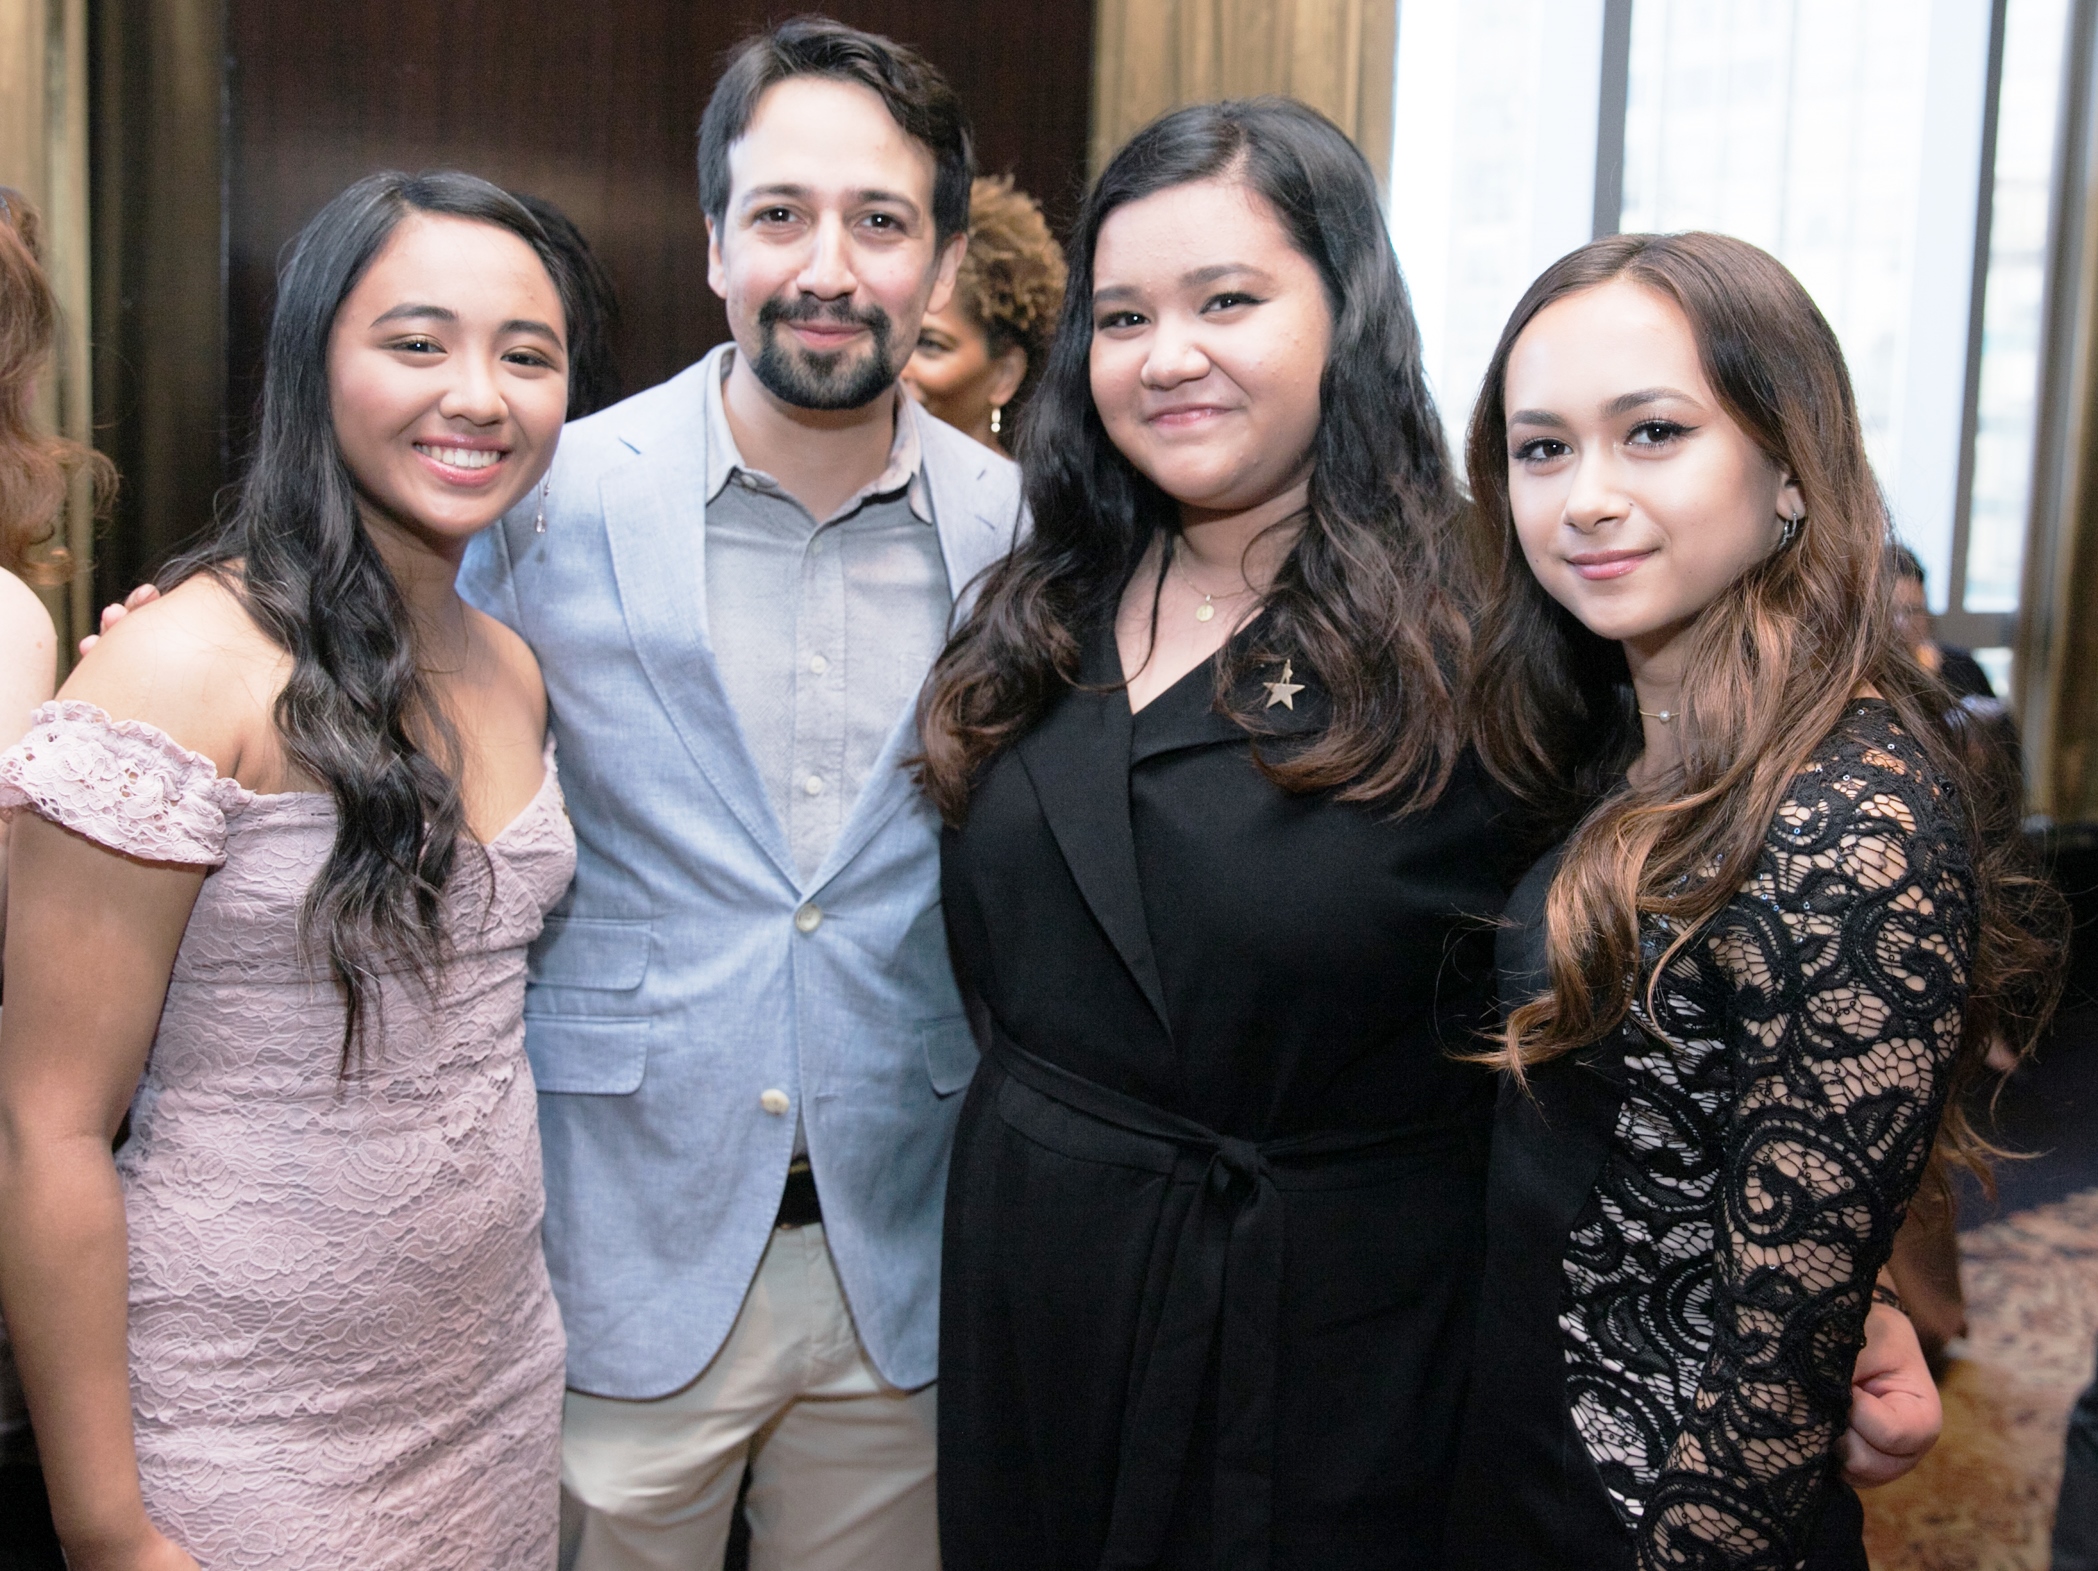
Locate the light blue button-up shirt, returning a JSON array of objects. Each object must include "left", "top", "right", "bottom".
[{"left": 698, "top": 350, "right": 951, "bottom": 884}]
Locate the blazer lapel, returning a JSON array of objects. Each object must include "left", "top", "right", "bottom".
[
  {"left": 1014, "top": 633, "right": 1174, "bottom": 1035},
  {"left": 921, "top": 418, "right": 1020, "bottom": 620},
  {"left": 600, "top": 447, "right": 798, "bottom": 888}
]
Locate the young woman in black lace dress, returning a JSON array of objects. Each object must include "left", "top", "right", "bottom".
[{"left": 1446, "top": 232, "right": 2063, "bottom": 1570}]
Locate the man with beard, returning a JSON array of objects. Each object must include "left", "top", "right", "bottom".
[{"left": 458, "top": 19, "right": 1019, "bottom": 1569}]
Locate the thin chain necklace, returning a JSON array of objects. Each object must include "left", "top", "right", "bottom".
[
  {"left": 1169, "top": 540, "right": 1259, "bottom": 624},
  {"left": 1637, "top": 707, "right": 1677, "bottom": 723}
]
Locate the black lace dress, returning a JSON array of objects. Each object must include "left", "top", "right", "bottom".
[{"left": 1446, "top": 700, "right": 1975, "bottom": 1571}]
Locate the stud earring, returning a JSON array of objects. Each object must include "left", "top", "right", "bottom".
[
  {"left": 534, "top": 478, "right": 550, "bottom": 535},
  {"left": 989, "top": 405, "right": 1004, "bottom": 438}
]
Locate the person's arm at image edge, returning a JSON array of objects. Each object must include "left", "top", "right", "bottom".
[
  {"left": 0, "top": 601, "right": 255, "bottom": 1571},
  {"left": 0, "top": 571, "right": 58, "bottom": 976},
  {"left": 0, "top": 816, "right": 203, "bottom": 1569}
]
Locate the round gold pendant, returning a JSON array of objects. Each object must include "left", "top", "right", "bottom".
[{"left": 1195, "top": 601, "right": 1215, "bottom": 622}]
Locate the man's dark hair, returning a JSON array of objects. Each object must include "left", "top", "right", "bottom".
[
  {"left": 1891, "top": 542, "right": 1927, "bottom": 585},
  {"left": 698, "top": 16, "right": 974, "bottom": 243}
]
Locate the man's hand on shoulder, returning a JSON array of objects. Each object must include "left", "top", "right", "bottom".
[{"left": 77, "top": 582, "right": 161, "bottom": 657}]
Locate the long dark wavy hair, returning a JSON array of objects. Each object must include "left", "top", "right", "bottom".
[
  {"left": 1466, "top": 232, "right": 2064, "bottom": 1171},
  {"left": 164, "top": 170, "right": 573, "bottom": 1058},
  {"left": 917, "top": 98, "right": 1467, "bottom": 820}
]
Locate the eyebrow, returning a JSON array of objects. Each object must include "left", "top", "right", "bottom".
[
  {"left": 740, "top": 183, "right": 924, "bottom": 216},
  {"left": 368, "top": 303, "right": 561, "bottom": 343},
  {"left": 1091, "top": 262, "right": 1272, "bottom": 307},
  {"left": 1602, "top": 386, "right": 1698, "bottom": 418},
  {"left": 371, "top": 302, "right": 456, "bottom": 326},
  {"left": 1506, "top": 386, "right": 1699, "bottom": 429}
]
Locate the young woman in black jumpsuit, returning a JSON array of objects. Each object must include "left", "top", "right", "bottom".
[
  {"left": 917, "top": 101, "right": 1504, "bottom": 1570},
  {"left": 1445, "top": 234, "right": 2063, "bottom": 1570},
  {"left": 916, "top": 109, "right": 1939, "bottom": 1570}
]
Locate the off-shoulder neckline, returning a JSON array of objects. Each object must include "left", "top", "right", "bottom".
[{"left": 27, "top": 699, "right": 559, "bottom": 850}]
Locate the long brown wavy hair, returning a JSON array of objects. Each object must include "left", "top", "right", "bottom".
[
  {"left": 0, "top": 188, "right": 112, "bottom": 584},
  {"left": 917, "top": 99, "right": 1467, "bottom": 821},
  {"left": 1467, "top": 232, "right": 2064, "bottom": 1170}
]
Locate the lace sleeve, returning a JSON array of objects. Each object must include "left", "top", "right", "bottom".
[
  {"left": 0, "top": 700, "right": 242, "bottom": 866},
  {"left": 1638, "top": 720, "right": 1974, "bottom": 1569}
]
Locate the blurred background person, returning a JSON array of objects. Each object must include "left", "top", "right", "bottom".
[
  {"left": 0, "top": 189, "right": 112, "bottom": 974},
  {"left": 1892, "top": 545, "right": 1995, "bottom": 703},
  {"left": 0, "top": 183, "right": 111, "bottom": 1571},
  {"left": 902, "top": 173, "right": 1064, "bottom": 454}
]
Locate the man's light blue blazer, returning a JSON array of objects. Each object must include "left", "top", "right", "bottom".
[{"left": 459, "top": 353, "right": 1022, "bottom": 1399}]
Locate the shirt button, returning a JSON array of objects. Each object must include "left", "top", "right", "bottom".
[
  {"left": 794, "top": 904, "right": 823, "bottom": 934},
  {"left": 803, "top": 774, "right": 824, "bottom": 796},
  {"left": 759, "top": 1088, "right": 791, "bottom": 1115},
  {"left": 809, "top": 653, "right": 829, "bottom": 675}
]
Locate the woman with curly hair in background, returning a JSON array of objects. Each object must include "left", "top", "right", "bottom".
[
  {"left": 903, "top": 173, "right": 1065, "bottom": 453},
  {"left": 0, "top": 189, "right": 111, "bottom": 971}
]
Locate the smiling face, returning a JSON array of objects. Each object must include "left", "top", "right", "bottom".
[
  {"left": 1502, "top": 278, "right": 1803, "bottom": 671},
  {"left": 707, "top": 75, "right": 962, "bottom": 412},
  {"left": 326, "top": 212, "right": 567, "bottom": 557},
  {"left": 1087, "top": 177, "right": 1331, "bottom": 521}
]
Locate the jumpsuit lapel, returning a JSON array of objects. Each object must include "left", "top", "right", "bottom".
[{"left": 1013, "top": 630, "right": 1175, "bottom": 1039}]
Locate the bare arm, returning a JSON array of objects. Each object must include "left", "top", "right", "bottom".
[
  {"left": 0, "top": 579, "right": 272, "bottom": 1571},
  {"left": 0, "top": 815, "right": 203, "bottom": 1569},
  {"left": 0, "top": 570, "right": 58, "bottom": 974}
]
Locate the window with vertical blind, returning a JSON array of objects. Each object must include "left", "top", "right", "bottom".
[{"left": 1389, "top": 0, "right": 2075, "bottom": 692}]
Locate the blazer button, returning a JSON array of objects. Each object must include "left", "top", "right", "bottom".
[
  {"left": 794, "top": 904, "right": 823, "bottom": 934},
  {"left": 759, "top": 1088, "right": 791, "bottom": 1115}
]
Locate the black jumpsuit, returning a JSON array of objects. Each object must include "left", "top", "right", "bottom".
[{"left": 938, "top": 624, "right": 1509, "bottom": 1571}]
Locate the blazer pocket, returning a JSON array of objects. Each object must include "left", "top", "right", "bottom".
[
  {"left": 920, "top": 1014, "right": 981, "bottom": 1096},
  {"left": 525, "top": 1017, "right": 650, "bottom": 1096},
  {"left": 530, "top": 915, "right": 652, "bottom": 991}
]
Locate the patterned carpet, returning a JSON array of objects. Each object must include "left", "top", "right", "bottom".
[{"left": 1863, "top": 1187, "right": 2098, "bottom": 1569}]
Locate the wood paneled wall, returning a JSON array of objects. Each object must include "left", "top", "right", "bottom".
[{"left": 91, "top": 0, "right": 1095, "bottom": 603}]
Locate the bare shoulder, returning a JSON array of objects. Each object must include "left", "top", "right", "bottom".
[
  {"left": 59, "top": 573, "right": 286, "bottom": 783},
  {"left": 0, "top": 568, "right": 57, "bottom": 696}
]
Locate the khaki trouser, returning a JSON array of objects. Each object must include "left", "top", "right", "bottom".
[{"left": 561, "top": 1224, "right": 939, "bottom": 1571}]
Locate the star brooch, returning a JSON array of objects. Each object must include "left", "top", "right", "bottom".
[{"left": 1263, "top": 658, "right": 1305, "bottom": 710}]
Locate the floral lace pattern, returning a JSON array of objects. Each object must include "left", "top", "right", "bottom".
[
  {"left": 0, "top": 704, "right": 575, "bottom": 1569},
  {"left": 0, "top": 700, "right": 251, "bottom": 863},
  {"left": 1559, "top": 703, "right": 1973, "bottom": 1569}
]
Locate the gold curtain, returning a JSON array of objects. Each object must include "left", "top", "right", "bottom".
[
  {"left": 1090, "top": 0, "right": 1399, "bottom": 186},
  {"left": 2016, "top": 3, "right": 2098, "bottom": 820}
]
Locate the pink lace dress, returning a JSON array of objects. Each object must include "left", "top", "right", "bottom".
[{"left": 0, "top": 701, "right": 573, "bottom": 1568}]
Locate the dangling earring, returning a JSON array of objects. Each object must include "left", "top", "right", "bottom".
[
  {"left": 534, "top": 477, "right": 550, "bottom": 535},
  {"left": 989, "top": 405, "right": 1004, "bottom": 438},
  {"left": 1779, "top": 512, "right": 1804, "bottom": 549}
]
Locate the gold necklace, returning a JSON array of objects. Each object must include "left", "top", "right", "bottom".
[
  {"left": 1637, "top": 708, "right": 1677, "bottom": 724},
  {"left": 1170, "top": 546, "right": 1258, "bottom": 623}
]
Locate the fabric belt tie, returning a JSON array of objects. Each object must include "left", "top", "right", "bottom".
[{"left": 988, "top": 1031, "right": 1474, "bottom": 1571}]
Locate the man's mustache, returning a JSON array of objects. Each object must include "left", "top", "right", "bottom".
[{"left": 758, "top": 295, "right": 891, "bottom": 338}]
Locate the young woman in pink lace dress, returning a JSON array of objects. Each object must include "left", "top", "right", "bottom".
[{"left": 0, "top": 172, "right": 575, "bottom": 1571}]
